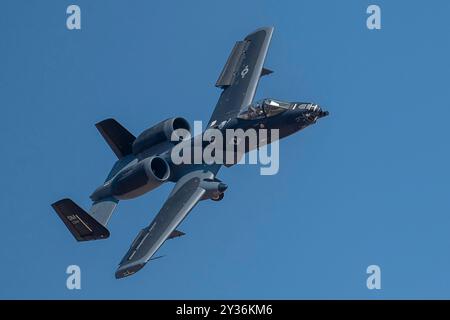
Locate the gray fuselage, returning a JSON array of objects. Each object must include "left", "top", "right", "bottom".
[{"left": 90, "top": 99, "right": 328, "bottom": 202}]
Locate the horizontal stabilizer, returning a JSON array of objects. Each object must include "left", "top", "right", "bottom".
[
  {"left": 89, "top": 197, "right": 118, "bottom": 226},
  {"left": 95, "top": 118, "right": 136, "bottom": 159},
  {"left": 51, "top": 198, "right": 110, "bottom": 241}
]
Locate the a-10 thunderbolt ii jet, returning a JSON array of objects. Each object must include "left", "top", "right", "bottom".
[{"left": 51, "top": 27, "right": 328, "bottom": 279}]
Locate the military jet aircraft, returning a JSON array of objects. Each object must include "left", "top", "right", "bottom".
[{"left": 51, "top": 27, "right": 328, "bottom": 279}]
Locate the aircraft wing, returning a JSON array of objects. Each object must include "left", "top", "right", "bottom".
[
  {"left": 115, "top": 174, "right": 207, "bottom": 279},
  {"left": 208, "top": 27, "right": 274, "bottom": 127}
]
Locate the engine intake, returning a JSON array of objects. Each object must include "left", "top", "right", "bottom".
[{"left": 132, "top": 117, "right": 191, "bottom": 155}]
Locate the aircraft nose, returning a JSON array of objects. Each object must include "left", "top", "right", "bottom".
[
  {"left": 308, "top": 104, "right": 328, "bottom": 118},
  {"left": 295, "top": 104, "right": 329, "bottom": 123},
  {"left": 319, "top": 110, "right": 329, "bottom": 118}
]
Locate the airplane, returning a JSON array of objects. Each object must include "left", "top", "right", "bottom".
[{"left": 51, "top": 27, "right": 328, "bottom": 279}]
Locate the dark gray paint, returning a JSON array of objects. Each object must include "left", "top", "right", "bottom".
[
  {"left": 208, "top": 27, "right": 273, "bottom": 126},
  {"left": 51, "top": 27, "right": 329, "bottom": 279}
]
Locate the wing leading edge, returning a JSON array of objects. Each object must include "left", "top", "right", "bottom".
[
  {"left": 115, "top": 175, "right": 206, "bottom": 279},
  {"left": 208, "top": 27, "right": 274, "bottom": 126}
]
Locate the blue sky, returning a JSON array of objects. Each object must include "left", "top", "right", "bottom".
[{"left": 1, "top": 0, "right": 450, "bottom": 299}]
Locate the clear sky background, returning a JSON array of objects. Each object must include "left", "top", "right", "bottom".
[{"left": 1, "top": 0, "right": 450, "bottom": 299}]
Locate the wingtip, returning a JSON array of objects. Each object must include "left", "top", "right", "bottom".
[
  {"left": 115, "top": 263, "right": 146, "bottom": 279},
  {"left": 245, "top": 26, "right": 274, "bottom": 41},
  {"left": 252, "top": 26, "right": 274, "bottom": 34}
]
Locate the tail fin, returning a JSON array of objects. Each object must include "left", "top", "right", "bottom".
[
  {"left": 95, "top": 118, "right": 136, "bottom": 159},
  {"left": 51, "top": 198, "right": 110, "bottom": 241}
]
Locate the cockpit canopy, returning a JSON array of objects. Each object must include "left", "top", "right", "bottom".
[{"left": 237, "top": 99, "right": 290, "bottom": 120}]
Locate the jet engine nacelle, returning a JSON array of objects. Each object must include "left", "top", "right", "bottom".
[
  {"left": 132, "top": 117, "right": 191, "bottom": 155},
  {"left": 110, "top": 156, "right": 170, "bottom": 200},
  {"left": 200, "top": 179, "right": 228, "bottom": 201}
]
